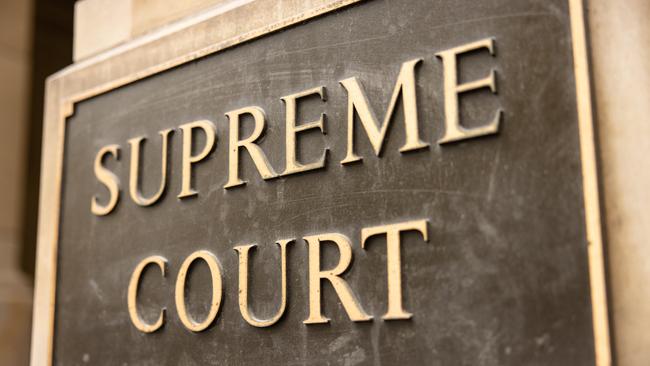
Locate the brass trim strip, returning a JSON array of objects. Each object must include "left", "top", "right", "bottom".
[
  {"left": 569, "top": 0, "right": 612, "bottom": 365},
  {"left": 30, "top": 0, "right": 612, "bottom": 365}
]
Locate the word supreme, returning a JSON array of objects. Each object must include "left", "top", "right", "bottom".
[
  {"left": 128, "top": 219, "right": 428, "bottom": 333},
  {"left": 93, "top": 38, "right": 501, "bottom": 216}
]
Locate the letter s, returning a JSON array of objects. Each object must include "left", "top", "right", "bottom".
[{"left": 91, "top": 144, "right": 121, "bottom": 216}]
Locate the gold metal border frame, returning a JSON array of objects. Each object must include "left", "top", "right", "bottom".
[{"left": 30, "top": 0, "right": 611, "bottom": 365}]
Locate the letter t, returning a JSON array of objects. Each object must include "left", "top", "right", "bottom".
[{"left": 361, "top": 219, "right": 428, "bottom": 320}]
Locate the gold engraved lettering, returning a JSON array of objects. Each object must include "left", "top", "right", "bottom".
[
  {"left": 127, "top": 255, "right": 167, "bottom": 333},
  {"left": 91, "top": 144, "right": 121, "bottom": 216},
  {"left": 281, "top": 87, "right": 328, "bottom": 176},
  {"left": 303, "top": 233, "right": 372, "bottom": 324},
  {"left": 339, "top": 59, "right": 428, "bottom": 164},
  {"left": 224, "top": 106, "right": 278, "bottom": 188},
  {"left": 436, "top": 38, "right": 501, "bottom": 144},
  {"left": 177, "top": 120, "right": 217, "bottom": 198},
  {"left": 361, "top": 219, "right": 428, "bottom": 320},
  {"left": 234, "top": 239, "right": 293, "bottom": 327},
  {"left": 128, "top": 129, "right": 172, "bottom": 206},
  {"left": 175, "top": 250, "right": 223, "bottom": 332}
]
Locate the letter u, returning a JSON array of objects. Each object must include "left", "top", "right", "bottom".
[
  {"left": 128, "top": 128, "right": 172, "bottom": 206},
  {"left": 234, "top": 240, "right": 293, "bottom": 327}
]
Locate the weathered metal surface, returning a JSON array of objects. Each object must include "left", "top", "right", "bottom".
[{"left": 51, "top": 0, "right": 600, "bottom": 364}]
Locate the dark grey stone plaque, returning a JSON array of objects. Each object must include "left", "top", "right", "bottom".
[{"left": 53, "top": 0, "right": 600, "bottom": 364}]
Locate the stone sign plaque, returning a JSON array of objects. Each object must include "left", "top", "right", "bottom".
[{"left": 32, "top": 0, "right": 610, "bottom": 365}]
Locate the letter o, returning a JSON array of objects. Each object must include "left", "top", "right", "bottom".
[{"left": 175, "top": 250, "right": 223, "bottom": 332}]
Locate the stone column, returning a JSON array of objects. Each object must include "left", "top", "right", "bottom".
[
  {"left": 74, "top": 0, "right": 236, "bottom": 61},
  {"left": 589, "top": 1, "right": 650, "bottom": 365}
]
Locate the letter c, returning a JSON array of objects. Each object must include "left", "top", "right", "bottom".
[{"left": 127, "top": 255, "right": 167, "bottom": 333}]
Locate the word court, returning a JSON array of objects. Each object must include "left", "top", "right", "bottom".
[
  {"left": 92, "top": 38, "right": 502, "bottom": 216},
  {"left": 128, "top": 219, "right": 429, "bottom": 332}
]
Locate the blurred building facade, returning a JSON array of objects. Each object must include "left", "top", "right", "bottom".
[
  {"left": 0, "top": 0, "right": 73, "bottom": 365},
  {"left": 0, "top": 1, "right": 34, "bottom": 364}
]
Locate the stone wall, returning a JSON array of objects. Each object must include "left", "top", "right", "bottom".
[{"left": 589, "top": 1, "right": 650, "bottom": 364}]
